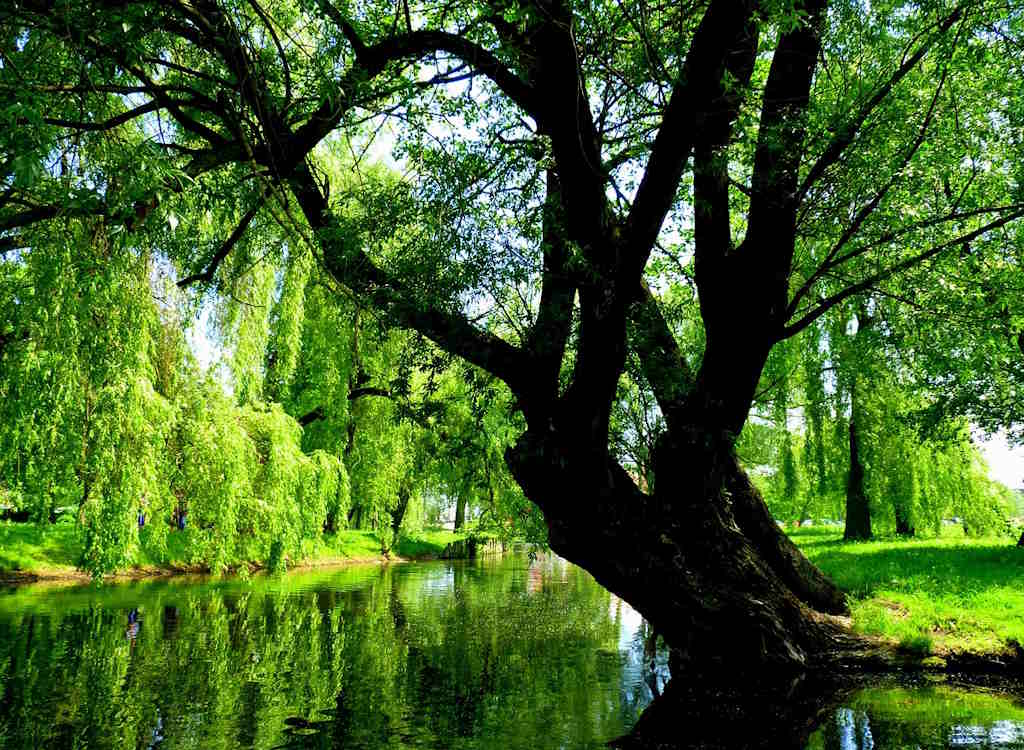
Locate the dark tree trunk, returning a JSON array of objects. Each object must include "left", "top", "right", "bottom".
[
  {"left": 507, "top": 418, "right": 856, "bottom": 674},
  {"left": 391, "top": 484, "right": 411, "bottom": 539},
  {"left": 1017, "top": 530, "right": 1023, "bottom": 547},
  {"left": 894, "top": 514, "right": 915, "bottom": 537},
  {"left": 454, "top": 495, "right": 467, "bottom": 531},
  {"left": 844, "top": 411, "right": 872, "bottom": 541}
]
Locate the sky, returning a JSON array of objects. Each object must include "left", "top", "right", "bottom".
[{"left": 979, "top": 433, "right": 1024, "bottom": 490}]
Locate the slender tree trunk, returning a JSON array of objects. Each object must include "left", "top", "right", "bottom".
[
  {"left": 391, "top": 483, "right": 411, "bottom": 539},
  {"left": 454, "top": 495, "right": 466, "bottom": 531},
  {"left": 895, "top": 513, "right": 915, "bottom": 537},
  {"left": 844, "top": 387, "right": 872, "bottom": 541}
]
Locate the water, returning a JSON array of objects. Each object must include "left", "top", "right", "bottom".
[
  {"left": 0, "top": 554, "right": 1022, "bottom": 749},
  {"left": 805, "top": 683, "right": 1024, "bottom": 749}
]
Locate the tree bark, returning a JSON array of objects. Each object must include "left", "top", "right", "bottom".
[
  {"left": 507, "top": 417, "right": 855, "bottom": 674},
  {"left": 391, "top": 483, "right": 411, "bottom": 539},
  {"left": 454, "top": 495, "right": 467, "bottom": 531},
  {"left": 895, "top": 514, "right": 915, "bottom": 537},
  {"left": 844, "top": 392, "right": 872, "bottom": 541}
]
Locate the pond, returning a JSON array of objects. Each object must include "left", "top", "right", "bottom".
[{"left": 0, "top": 553, "right": 1022, "bottom": 749}]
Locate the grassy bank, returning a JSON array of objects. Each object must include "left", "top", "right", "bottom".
[
  {"left": 791, "top": 526, "right": 1024, "bottom": 656},
  {"left": 0, "top": 520, "right": 484, "bottom": 583}
]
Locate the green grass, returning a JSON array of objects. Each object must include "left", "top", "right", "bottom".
[
  {"left": 0, "top": 521, "right": 472, "bottom": 579},
  {"left": 395, "top": 527, "right": 469, "bottom": 557},
  {"left": 791, "top": 526, "right": 1024, "bottom": 655},
  {"left": 0, "top": 519, "right": 82, "bottom": 573}
]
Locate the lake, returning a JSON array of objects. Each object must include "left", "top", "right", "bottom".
[{"left": 1, "top": 553, "right": 1022, "bottom": 748}]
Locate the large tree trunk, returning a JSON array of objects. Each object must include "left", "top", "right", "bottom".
[{"left": 507, "top": 423, "right": 858, "bottom": 673}]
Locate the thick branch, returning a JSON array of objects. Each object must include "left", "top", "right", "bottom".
[
  {"left": 624, "top": 0, "right": 758, "bottom": 268},
  {"left": 290, "top": 25, "right": 540, "bottom": 159},
  {"left": 626, "top": 282, "right": 692, "bottom": 431},
  {"left": 523, "top": 170, "right": 575, "bottom": 408},
  {"left": 289, "top": 162, "right": 532, "bottom": 402},
  {"left": 743, "top": 0, "right": 825, "bottom": 267}
]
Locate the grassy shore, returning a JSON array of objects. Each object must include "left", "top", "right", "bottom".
[
  {"left": 7, "top": 518, "right": 1022, "bottom": 659},
  {"left": 791, "top": 525, "right": 1024, "bottom": 657},
  {"left": 0, "top": 519, "right": 483, "bottom": 583}
]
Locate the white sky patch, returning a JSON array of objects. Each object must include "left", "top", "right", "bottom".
[
  {"left": 185, "top": 302, "right": 217, "bottom": 372},
  {"left": 978, "top": 432, "right": 1024, "bottom": 490}
]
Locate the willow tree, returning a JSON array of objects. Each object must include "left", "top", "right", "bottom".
[{"left": 3, "top": 0, "right": 1023, "bottom": 670}]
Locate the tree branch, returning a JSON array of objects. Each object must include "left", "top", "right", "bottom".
[
  {"left": 787, "top": 64, "right": 949, "bottom": 315},
  {"left": 41, "top": 101, "right": 161, "bottom": 132},
  {"left": 290, "top": 25, "right": 540, "bottom": 160},
  {"left": 626, "top": 281, "right": 692, "bottom": 431},
  {"left": 782, "top": 209, "right": 1024, "bottom": 339},
  {"left": 288, "top": 162, "right": 532, "bottom": 402},
  {"left": 623, "top": 0, "right": 758, "bottom": 269},
  {"left": 797, "top": 5, "right": 964, "bottom": 199},
  {"left": 177, "top": 193, "right": 268, "bottom": 287}
]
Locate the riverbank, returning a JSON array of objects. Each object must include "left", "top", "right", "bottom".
[
  {"left": 791, "top": 526, "right": 1024, "bottom": 659},
  {"left": 0, "top": 520, "right": 501, "bottom": 585}
]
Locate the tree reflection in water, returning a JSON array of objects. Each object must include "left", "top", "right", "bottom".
[
  {"left": 2, "top": 556, "right": 1024, "bottom": 749},
  {"left": 615, "top": 674, "right": 1024, "bottom": 750}
]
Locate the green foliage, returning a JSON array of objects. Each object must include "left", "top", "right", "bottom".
[
  {"left": 0, "top": 220, "right": 356, "bottom": 575},
  {"left": 0, "top": 555, "right": 631, "bottom": 749}
]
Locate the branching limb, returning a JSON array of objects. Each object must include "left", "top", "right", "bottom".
[
  {"left": 782, "top": 209, "right": 1024, "bottom": 339},
  {"left": 624, "top": 0, "right": 758, "bottom": 271},
  {"left": 797, "top": 5, "right": 964, "bottom": 199},
  {"left": 787, "top": 63, "right": 949, "bottom": 315},
  {"left": 177, "top": 193, "right": 269, "bottom": 287}
]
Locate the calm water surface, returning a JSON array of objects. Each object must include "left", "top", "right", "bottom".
[{"left": 0, "top": 554, "right": 1022, "bottom": 749}]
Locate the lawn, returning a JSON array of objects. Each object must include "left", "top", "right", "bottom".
[
  {"left": 791, "top": 526, "right": 1024, "bottom": 655},
  {"left": 0, "top": 519, "right": 82, "bottom": 574},
  {"left": 0, "top": 520, "right": 474, "bottom": 579}
]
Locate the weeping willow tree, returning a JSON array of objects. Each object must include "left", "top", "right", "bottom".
[
  {"left": 3, "top": 0, "right": 1024, "bottom": 676},
  {"left": 0, "top": 218, "right": 353, "bottom": 575},
  {"left": 258, "top": 250, "right": 533, "bottom": 545},
  {"left": 0, "top": 219, "right": 176, "bottom": 570},
  {"left": 748, "top": 300, "right": 1017, "bottom": 539}
]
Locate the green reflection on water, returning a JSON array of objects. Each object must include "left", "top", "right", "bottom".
[
  {"left": 807, "top": 684, "right": 1024, "bottom": 749},
  {"left": 0, "top": 555, "right": 653, "bottom": 749},
  {"left": 5, "top": 556, "right": 1024, "bottom": 750}
]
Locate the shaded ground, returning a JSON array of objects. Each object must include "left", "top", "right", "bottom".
[{"left": 792, "top": 526, "right": 1024, "bottom": 655}]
